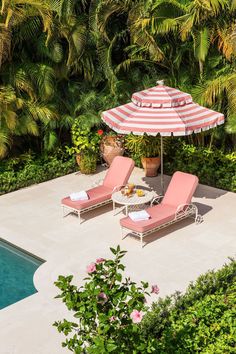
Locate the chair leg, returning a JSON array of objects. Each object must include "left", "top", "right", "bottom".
[
  {"left": 140, "top": 234, "right": 143, "bottom": 248},
  {"left": 62, "top": 206, "right": 67, "bottom": 218},
  {"left": 121, "top": 226, "right": 124, "bottom": 239},
  {"left": 78, "top": 211, "right": 81, "bottom": 224}
]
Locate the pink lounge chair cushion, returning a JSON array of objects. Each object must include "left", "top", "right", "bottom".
[
  {"left": 162, "top": 171, "right": 198, "bottom": 207},
  {"left": 61, "top": 185, "right": 113, "bottom": 210},
  {"left": 103, "top": 156, "right": 135, "bottom": 190},
  {"left": 120, "top": 204, "right": 176, "bottom": 233}
]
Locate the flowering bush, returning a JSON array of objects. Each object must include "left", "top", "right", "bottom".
[
  {"left": 54, "top": 246, "right": 158, "bottom": 353},
  {"left": 66, "top": 118, "right": 104, "bottom": 156}
]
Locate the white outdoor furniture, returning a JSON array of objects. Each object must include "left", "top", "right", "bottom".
[
  {"left": 120, "top": 171, "right": 203, "bottom": 247},
  {"left": 112, "top": 189, "right": 155, "bottom": 216},
  {"left": 61, "top": 156, "right": 135, "bottom": 223}
]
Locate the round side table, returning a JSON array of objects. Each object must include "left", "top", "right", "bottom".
[{"left": 112, "top": 190, "right": 155, "bottom": 216}]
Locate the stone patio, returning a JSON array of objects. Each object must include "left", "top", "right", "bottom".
[{"left": 0, "top": 166, "right": 235, "bottom": 354}]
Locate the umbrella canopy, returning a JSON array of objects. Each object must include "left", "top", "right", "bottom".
[
  {"left": 131, "top": 82, "right": 192, "bottom": 108},
  {"left": 101, "top": 81, "right": 224, "bottom": 192},
  {"left": 101, "top": 101, "right": 224, "bottom": 137}
]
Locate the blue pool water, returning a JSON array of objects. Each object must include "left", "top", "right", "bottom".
[{"left": 0, "top": 239, "right": 43, "bottom": 309}]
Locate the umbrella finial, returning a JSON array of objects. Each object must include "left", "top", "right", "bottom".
[{"left": 156, "top": 79, "right": 164, "bottom": 86}]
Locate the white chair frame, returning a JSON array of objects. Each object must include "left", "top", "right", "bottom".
[
  {"left": 120, "top": 195, "right": 203, "bottom": 248},
  {"left": 62, "top": 184, "right": 125, "bottom": 224}
]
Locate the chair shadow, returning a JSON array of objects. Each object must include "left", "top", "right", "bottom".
[
  {"left": 125, "top": 218, "right": 194, "bottom": 248},
  {"left": 194, "top": 202, "right": 212, "bottom": 216},
  {"left": 80, "top": 204, "right": 113, "bottom": 224},
  {"left": 123, "top": 202, "right": 212, "bottom": 248}
]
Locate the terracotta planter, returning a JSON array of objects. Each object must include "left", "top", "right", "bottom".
[
  {"left": 100, "top": 136, "right": 124, "bottom": 166},
  {"left": 141, "top": 157, "right": 161, "bottom": 177}
]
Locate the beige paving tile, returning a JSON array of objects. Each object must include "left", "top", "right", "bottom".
[{"left": 0, "top": 167, "right": 235, "bottom": 353}]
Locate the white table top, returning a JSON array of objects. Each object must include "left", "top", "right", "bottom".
[{"left": 112, "top": 189, "right": 155, "bottom": 206}]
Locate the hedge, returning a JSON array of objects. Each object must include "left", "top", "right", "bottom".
[
  {"left": 1, "top": 143, "right": 235, "bottom": 194},
  {"left": 0, "top": 150, "right": 77, "bottom": 195},
  {"left": 164, "top": 143, "right": 236, "bottom": 192},
  {"left": 142, "top": 259, "right": 236, "bottom": 353}
]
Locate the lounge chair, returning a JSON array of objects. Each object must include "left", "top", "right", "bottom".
[
  {"left": 61, "top": 156, "right": 135, "bottom": 223},
  {"left": 120, "top": 171, "right": 203, "bottom": 247}
]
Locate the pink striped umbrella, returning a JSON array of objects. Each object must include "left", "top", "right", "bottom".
[{"left": 101, "top": 81, "right": 224, "bottom": 192}]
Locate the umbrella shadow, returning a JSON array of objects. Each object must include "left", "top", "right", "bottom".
[
  {"left": 142, "top": 174, "right": 170, "bottom": 195},
  {"left": 142, "top": 174, "right": 227, "bottom": 199},
  {"left": 194, "top": 202, "right": 212, "bottom": 216},
  {"left": 194, "top": 184, "right": 227, "bottom": 199}
]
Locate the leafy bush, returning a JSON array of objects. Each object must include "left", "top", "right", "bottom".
[
  {"left": 79, "top": 150, "right": 97, "bottom": 174},
  {"left": 142, "top": 259, "right": 236, "bottom": 353},
  {"left": 164, "top": 142, "right": 236, "bottom": 192},
  {"left": 54, "top": 243, "right": 235, "bottom": 353},
  {"left": 54, "top": 246, "right": 159, "bottom": 353},
  {"left": 0, "top": 149, "right": 77, "bottom": 195}
]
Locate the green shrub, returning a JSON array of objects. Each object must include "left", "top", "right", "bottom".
[
  {"left": 54, "top": 246, "right": 158, "bottom": 353},
  {"left": 164, "top": 142, "right": 236, "bottom": 192},
  {"left": 0, "top": 149, "right": 77, "bottom": 195},
  {"left": 142, "top": 259, "right": 236, "bottom": 353},
  {"left": 79, "top": 150, "right": 97, "bottom": 174}
]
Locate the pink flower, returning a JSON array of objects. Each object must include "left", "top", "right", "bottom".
[
  {"left": 96, "top": 258, "right": 105, "bottom": 264},
  {"left": 151, "top": 285, "right": 160, "bottom": 294},
  {"left": 109, "top": 316, "right": 116, "bottom": 322},
  {"left": 130, "top": 309, "right": 144, "bottom": 324},
  {"left": 86, "top": 262, "right": 96, "bottom": 273},
  {"left": 98, "top": 292, "right": 108, "bottom": 303}
]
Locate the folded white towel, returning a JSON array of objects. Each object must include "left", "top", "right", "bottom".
[
  {"left": 128, "top": 210, "right": 151, "bottom": 221},
  {"left": 69, "top": 191, "right": 89, "bottom": 201}
]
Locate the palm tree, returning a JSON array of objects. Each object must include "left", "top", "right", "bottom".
[{"left": 0, "top": 0, "right": 54, "bottom": 66}]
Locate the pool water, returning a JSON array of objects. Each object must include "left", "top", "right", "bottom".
[{"left": 0, "top": 239, "right": 43, "bottom": 309}]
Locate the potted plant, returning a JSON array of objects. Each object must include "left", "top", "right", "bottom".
[
  {"left": 125, "top": 134, "right": 162, "bottom": 177},
  {"left": 100, "top": 132, "right": 125, "bottom": 166},
  {"left": 66, "top": 119, "right": 103, "bottom": 174}
]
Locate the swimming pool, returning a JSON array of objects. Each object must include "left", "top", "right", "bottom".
[{"left": 0, "top": 239, "right": 43, "bottom": 309}]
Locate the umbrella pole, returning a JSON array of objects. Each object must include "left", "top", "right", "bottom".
[{"left": 160, "top": 136, "right": 164, "bottom": 195}]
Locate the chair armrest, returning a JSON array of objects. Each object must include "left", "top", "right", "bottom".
[
  {"left": 175, "top": 203, "right": 202, "bottom": 222},
  {"left": 175, "top": 203, "right": 195, "bottom": 217},
  {"left": 151, "top": 195, "right": 164, "bottom": 206},
  {"left": 112, "top": 185, "right": 126, "bottom": 193}
]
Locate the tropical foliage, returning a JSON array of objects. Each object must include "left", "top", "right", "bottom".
[
  {"left": 0, "top": 149, "right": 76, "bottom": 194},
  {"left": 54, "top": 244, "right": 236, "bottom": 353},
  {"left": 54, "top": 246, "right": 158, "bottom": 353},
  {"left": 0, "top": 0, "right": 235, "bottom": 159},
  {"left": 142, "top": 257, "right": 236, "bottom": 353}
]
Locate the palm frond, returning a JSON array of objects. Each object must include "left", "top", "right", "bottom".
[
  {"left": 35, "top": 64, "right": 56, "bottom": 100},
  {"left": 57, "top": 115, "right": 74, "bottom": 129},
  {"left": 225, "top": 114, "right": 236, "bottom": 134},
  {"left": 2, "top": 110, "right": 17, "bottom": 130},
  {"left": 217, "top": 25, "right": 234, "bottom": 60},
  {"left": 0, "top": 130, "right": 10, "bottom": 159},
  {"left": 43, "top": 130, "right": 58, "bottom": 151},
  {"left": 14, "top": 67, "right": 35, "bottom": 99},
  {"left": 193, "top": 27, "right": 210, "bottom": 63},
  {"left": 14, "top": 115, "right": 39, "bottom": 136},
  {"left": 0, "top": 24, "right": 11, "bottom": 67},
  {"left": 96, "top": 2, "right": 123, "bottom": 41},
  {"left": 27, "top": 102, "right": 58, "bottom": 123}
]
